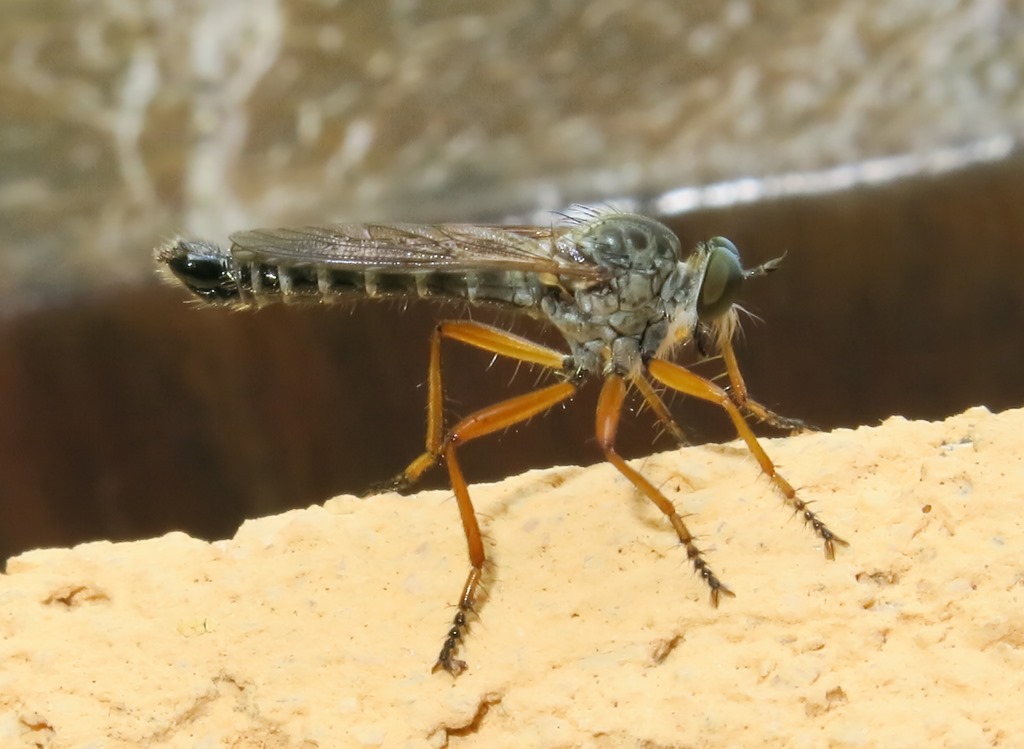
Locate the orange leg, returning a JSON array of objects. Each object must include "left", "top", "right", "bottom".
[
  {"left": 720, "top": 337, "right": 808, "bottom": 432},
  {"left": 382, "top": 320, "right": 570, "bottom": 491},
  {"left": 647, "top": 358, "right": 847, "bottom": 558},
  {"left": 629, "top": 370, "right": 688, "bottom": 446},
  {"left": 434, "top": 380, "right": 577, "bottom": 675},
  {"left": 596, "top": 374, "right": 734, "bottom": 605},
  {"left": 375, "top": 320, "right": 574, "bottom": 675}
]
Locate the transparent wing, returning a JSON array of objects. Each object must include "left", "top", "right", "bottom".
[{"left": 228, "top": 223, "right": 607, "bottom": 280}]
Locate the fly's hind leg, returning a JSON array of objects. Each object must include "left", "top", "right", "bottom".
[
  {"left": 433, "top": 379, "right": 576, "bottom": 675},
  {"left": 647, "top": 358, "right": 847, "bottom": 559},
  {"left": 597, "top": 374, "right": 734, "bottom": 605},
  {"left": 372, "top": 320, "right": 575, "bottom": 675},
  {"left": 374, "top": 320, "right": 572, "bottom": 493}
]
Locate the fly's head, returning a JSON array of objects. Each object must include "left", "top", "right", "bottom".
[
  {"left": 155, "top": 239, "right": 240, "bottom": 304},
  {"left": 658, "top": 237, "right": 784, "bottom": 359}
]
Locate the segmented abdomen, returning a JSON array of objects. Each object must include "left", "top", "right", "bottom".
[{"left": 234, "top": 260, "right": 546, "bottom": 310}]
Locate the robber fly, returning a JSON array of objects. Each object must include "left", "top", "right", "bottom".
[{"left": 156, "top": 207, "right": 846, "bottom": 676}]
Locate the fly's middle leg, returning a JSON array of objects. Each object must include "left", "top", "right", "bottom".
[
  {"left": 630, "top": 371, "right": 688, "bottom": 447},
  {"left": 597, "top": 374, "right": 734, "bottom": 605}
]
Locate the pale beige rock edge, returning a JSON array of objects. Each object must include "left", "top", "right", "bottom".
[{"left": 1, "top": 407, "right": 1021, "bottom": 749}]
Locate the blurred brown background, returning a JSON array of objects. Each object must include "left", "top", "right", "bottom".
[{"left": 1, "top": 1, "right": 1022, "bottom": 561}]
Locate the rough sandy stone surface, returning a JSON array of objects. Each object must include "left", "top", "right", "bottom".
[{"left": 1, "top": 406, "right": 1021, "bottom": 748}]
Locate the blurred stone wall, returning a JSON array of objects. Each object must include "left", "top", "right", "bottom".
[{"left": 1, "top": 0, "right": 1021, "bottom": 306}]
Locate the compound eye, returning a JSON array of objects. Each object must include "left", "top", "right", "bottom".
[{"left": 696, "top": 237, "right": 744, "bottom": 321}]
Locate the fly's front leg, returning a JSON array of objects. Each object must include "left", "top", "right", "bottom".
[
  {"left": 647, "top": 358, "right": 847, "bottom": 559},
  {"left": 597, "top": 374, "right": 734, "bottom": 605},
  {"left": 378, "top": 320, "right": 571, "bottom": 493},
  {"left": 433, "top": 380, "right": 577, "bottom": 676},
  {"left": 719, "top": 337, "right": 809, "bottom": 433}
]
